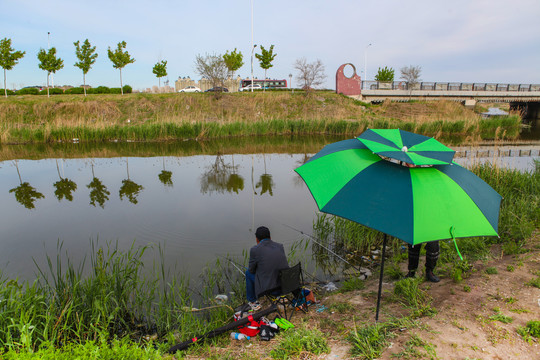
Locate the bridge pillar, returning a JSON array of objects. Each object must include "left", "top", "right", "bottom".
[
  {"left": 510, "top": 101, "right": 540, "bottom": 120},
  {"left": 336, "top": 63, "right": 362, "bottom": 96},
  {"left": 464, "top": 99, "right": 476, "bottom": 108}
]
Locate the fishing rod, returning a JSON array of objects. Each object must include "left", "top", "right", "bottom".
[
  {"left": 283, "top": 224, "right": 364, "bottom": 274},
  {"left": 218, "top": 255, "right": 246, "bottom": 277}
]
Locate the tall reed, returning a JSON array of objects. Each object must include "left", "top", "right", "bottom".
[{"left": 0, "top": 240, "right": 235, "bottom": 353}]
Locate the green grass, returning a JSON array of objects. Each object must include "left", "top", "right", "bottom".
[
  {"left": 517, "top": 321, "right": 540, "bottom": 343},
  {"left": 488, "top": 312, "right": 513, "bottom": 324},
  {"left": 270, "top": 328, "right": 330, "bottom": 359},
  {"left": 339, "top": 277, "right": 366, "bottom": 292},
  {"left": 329, "top": 302, "right": 355, "bottom": 314},
  {"left": 485, "top": 267, "right": 498, "bottom": 275},
  {"left": 349, "top": 317, "right": 419, "bottom": 359},
  {"left": 527, "top": 276, "right": 540, "bottom": 288},
  {"left": 0, "top": 240, "right": 240, "bottom": 355},
  {"left": 0, "top": 337, "right": 166, "bottom": 360},
  {"left": 393, "top": 278, "right": 436, "bottom": 317},
  {"left": 392, "top": 334, "right": 437, "bottom": 359}
]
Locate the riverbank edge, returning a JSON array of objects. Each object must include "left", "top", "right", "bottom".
[{"left": 0, "top": 92, "right": 523, "bottom": 144}]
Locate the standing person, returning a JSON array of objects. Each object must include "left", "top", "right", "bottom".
[
  {"left": 406, "top": 241, "right": 440, "bottom": 283},
  {"left": 245, "top": 226, "right": 289, "bottom": 310}
]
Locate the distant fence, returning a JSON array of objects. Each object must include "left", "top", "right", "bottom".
[
  {"left": 362, "top": 81, "right": 540, "bottom": 92},
  {"left": 454, "top": 148, "right": 540, "bottom": 158}
]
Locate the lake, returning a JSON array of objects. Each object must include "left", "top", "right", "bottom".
[{"left": 0, "top": 136, "right": 538, "bottom": 282}]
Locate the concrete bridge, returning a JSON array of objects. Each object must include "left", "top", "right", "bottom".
[{"left": 354, "top": 81, "right": 540, "bottom": 105}]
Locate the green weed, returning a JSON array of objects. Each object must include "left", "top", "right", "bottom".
[
  {"left": 392, "top": 333, "right": 437, "bottom": 359},
  {"left": 517, "top": 321, "right": 540, "bottom": 343},
  {"left": 330, "top": 302, "right": 355, "bottom": 314},
  {"left": 489, "top": 312, "right": 513, "bottom": 324},
  {"left": 485, "top": 267, "right": 498, "bottom": 275},
  {"left": 349, "top": 317, "right": 419, "bottom": 359},
  {"left": 393, "top": 278, "right": 436, "bottom": 317},
  {"left": 527, "top": 276, "right": 540, "bottom": 288},
  {"left": 340, "top": 277, "right": 366, "bottom": 292},
  {"left": 270, "top": 328, "right": 330, "bottom": 359}
]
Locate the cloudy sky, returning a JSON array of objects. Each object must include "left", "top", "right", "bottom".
[{"left": 2, "top": 0, "right": 539, "bottom": 91}]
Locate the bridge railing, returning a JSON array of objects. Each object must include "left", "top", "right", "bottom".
[{"left": 362, "top": 81, "right": 540, "bottom": 92}]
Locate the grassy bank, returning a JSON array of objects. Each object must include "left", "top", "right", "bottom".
[
  {"left": 0, "top": 163, "right": 537, "bottom": 358},
  {"left": 0, "top": 92, "right": 522, "bottom": 144}
]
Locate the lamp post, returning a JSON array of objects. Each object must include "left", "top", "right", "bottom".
[
  {"left": 364, "top": 43, "right": 372, "bottom": 90},
  {"left": 289, "top": 73, "right": 292, "bottom": 93},
  {"left": 251, "top": 44, "right": 257, "bottom": 92},
  {"left": 250, "top": 0, "right": 255, "bottom": 93}
]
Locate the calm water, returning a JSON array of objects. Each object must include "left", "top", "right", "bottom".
[{"left": 0, "top": 137, "right": 538, "bottom": 282}]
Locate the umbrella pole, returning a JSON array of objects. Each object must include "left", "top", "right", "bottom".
[{"left": 375, "top": 234, "right": 388, "bottom": 322}]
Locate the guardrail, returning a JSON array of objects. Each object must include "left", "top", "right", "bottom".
[{"left": 362, "top": 81, "right": 540, "bottom": 92}]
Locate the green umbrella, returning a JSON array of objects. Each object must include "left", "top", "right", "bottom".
[
  {"left": 295, "top": 137, "right": 501, "bottom": 320},
  {"left": 357, "top": 128, "right": 456, "bottom": 165}
]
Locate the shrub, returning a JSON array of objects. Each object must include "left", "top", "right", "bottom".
[
  {"left": 64, "top": 87, "right": 84, "bottom": 94},
  {"left": 0, "top": 89, "right": 15, "bottom": 95},
  {"left": 39, "top": 87, "right": 64, "bottom": 95},
  {"left": 123, "top": 85, "right": 132, "bottom": 94},
  {"left": 16, "top": 87, "right": 40, "bottom": 95},
  {"left": 88, "top": 86, "right": 110, "bottom": 94},
  {"left": 109, "top": 87, "right": 122, "bottom": 94}
]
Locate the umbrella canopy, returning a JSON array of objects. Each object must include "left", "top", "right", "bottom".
[
  {"left": 295, "top": 138, "right": 501, "bottom": 246},
  {"left": 295, "top": 135, "right": 501, "bottom": 321},
  {"left": 357, "top": 129, "right": 456, "bottom": 166}
]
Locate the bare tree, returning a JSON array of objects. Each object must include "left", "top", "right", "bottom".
[
  {"left": 400, "top": 65, "right": 421, "bottom": 90},
  {"left": 194, "top": 53, "right": 228, "bottom": 90},
  {"left": 293, "top": 58, "right": 327, "bottom": 92}
]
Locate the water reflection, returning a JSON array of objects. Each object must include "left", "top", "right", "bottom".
[
  {"left": 9, "top": 160, "right": 45, "bottom": 209},
  {"left": 53, "top": 160, "right": 77, "bottom": 201},
  {"left": 88, "top": 163, "right": 110, "bottom": 208},
  {"left": 200, "top": 154, "right": 245, "bottom": 195},
  {"left": 256, "top": 155, "right": 274, "bottom": 196},
  {"left": 119, "top": 158, "right": 144, "bottom": 204},
  {"left": 158, "top": 158, "right": 173, "bottom": 187}
]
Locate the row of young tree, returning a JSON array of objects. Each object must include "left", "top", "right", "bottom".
[
  {"left": 197, "top": 45, "right": 327, "bottom": 92},
  {"left": 1, "top": 37, "right": 328, "bottom": 99},
  {"left": 0, "top": 37, "right": 140, "bottom": 98}
]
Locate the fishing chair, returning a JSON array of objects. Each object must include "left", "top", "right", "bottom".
[{"left": 262, "top": 262, "right": 308, "bottom": 320}]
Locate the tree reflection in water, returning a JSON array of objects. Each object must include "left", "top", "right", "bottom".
[
  {"left": 87, "top": 162, "right": 110, "bottom": 208},
  {"left": 119, "top": 158, "right": 143, "bottom": 204},
  {"left": 227, "top": 155, "right": 244, "bottom": 194},
  {"left": 256, "top": 154, "right": 274, "bottom": 196},
  {"left": 9, "top": 160, "right": 44, "bottom": 209},
  {"left": 158, "top": 157, "right": 173, "bottom": 187},
  {"left": 200, "top": 154, "right": 244, "bottom": 195},
  {"left": 53, "top": 159, "right": 77, "bottom": 201}
]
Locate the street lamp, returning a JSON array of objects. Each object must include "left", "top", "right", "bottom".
[
  {"left": 251, "top": 44, "right": 257, "bottom": 92},
  {"left": 364, "top": 43, "right": 372, "bottom": 89},
  {"left": 289, "top": 73, "right": 292, "bottom": 92}
]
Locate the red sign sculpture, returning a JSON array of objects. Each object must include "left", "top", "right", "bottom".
[{"left": 336, "top": 63, "right": 362, "bottom": 96}]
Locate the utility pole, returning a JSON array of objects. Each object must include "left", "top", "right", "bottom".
[{"left": 364, "top": 43, "right": 371, "bottom": 89}]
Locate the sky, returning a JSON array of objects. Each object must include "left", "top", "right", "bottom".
[{"left": 1, "top": 0, "right": 539, "bottom": 91}]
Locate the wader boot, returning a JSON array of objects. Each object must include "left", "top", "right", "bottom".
[
  {"left": 406, "top": 244, "right": 421, "bottom": 278},
  {"left": 425, "top": 241, "right": 440, "bottom": 283}
]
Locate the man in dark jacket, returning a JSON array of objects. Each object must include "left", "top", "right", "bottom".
[{"left": 246, "top": 226, "right": 289, "bottom": 310}]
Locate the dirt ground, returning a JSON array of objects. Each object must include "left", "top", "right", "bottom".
[{"left": 179, "top": 236, "right": 539, "bottom": 360}]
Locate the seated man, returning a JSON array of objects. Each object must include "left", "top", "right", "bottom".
[{"left": 245, "top": 226, "right": 289, "bottom": 311}]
